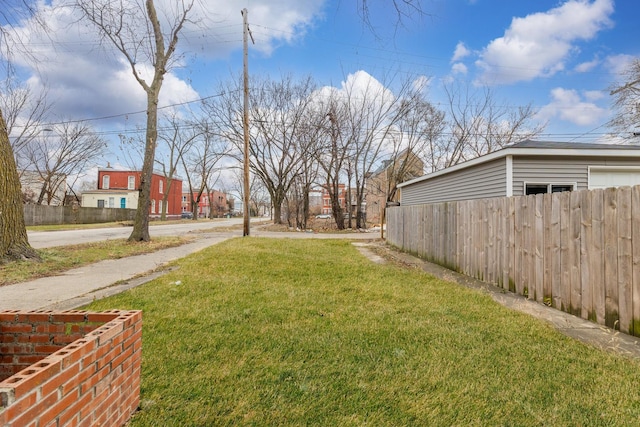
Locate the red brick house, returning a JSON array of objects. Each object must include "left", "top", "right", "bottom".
[
  {"left": 321, "top": 184, "right": 346, "bottom": 215},
  {"left": 82, "top": 168, "right": 182, "bottom": 218},
  {"left": 182, "top": 190, "right": 230, "bottom": 217}
]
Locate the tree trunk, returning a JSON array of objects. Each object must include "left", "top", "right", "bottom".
[
  {"left": 272, "top": 190, "right": 285, "bottom": 224},
  {"left": 331, "top": 195, "right": 345, "bottom": 230},
  {"left": 0, "top": 109, "right": 40, "bottom": 262},
  {"left": 191, "top": 197, "right": 199, "bottom": 220},
  {"left": 161, "top": 176, "right": 173, "bottom": 221},
  {"left": 128, "top": 88, "right": 159, "bottom": 242},
  {"left": 36, "top": 182, "right": 47, "bottom": 205},
  {"left": 301, "top": 183, "right": 310, "bottom": 230},
  {"left": 273, "top": 203, "right": 282, "bottom": 224}
]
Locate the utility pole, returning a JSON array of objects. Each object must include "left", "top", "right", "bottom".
[{"left": 241, "top": 8, "right": 254, "bottom": 236}]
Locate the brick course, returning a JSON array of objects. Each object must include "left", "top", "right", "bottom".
[{"left": 0, "top": 310, "right": 142, "bottom": 427}]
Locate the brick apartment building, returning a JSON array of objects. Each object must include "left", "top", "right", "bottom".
[{"left": 81, "top": 168, "right": 183, "bottom": 219}]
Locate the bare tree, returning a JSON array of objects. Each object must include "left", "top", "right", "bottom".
[
  {"left": 22, "top": 122, "right": 106, "bottom": 205},
  {"left": 116, "top": 130, "right": 145, "bottom": 170},
  {"left": 229, "top": 166, "right": 270, "bottom": 218},
  {"left": 384, "top": 92, "right": 445, "bottom": 202},
  {"left": 155, "top": 112, "right": 199, "bottom": 220},
  {"left": 180, "top": 124, "right": 229, "bottom": 220},
  {"left": 76, "top": 0, "right": 195, "bottom": 241},
  {"left": 441, "top": 81, "right": 544, "bottom": 168},
  {"left": 1, "top": 78, "right": 52, "bottom": 171},
  {"left": 357, "top": 0, "right": 428, "bottom": 36},
  {"left": 341, "top": 72, "right": 415, "bottom": 228},
  {"left": 314, "top": 98, "right": 350, "bottom": 230},
  {"left": 609, "top": 58, "right": 640, "bottom": 137},
  {"left": 205, "top": 74, "right": 317, "bottom": 224},
  {"left": 287, "top": 104, "right": 323, "bottom": 229}
]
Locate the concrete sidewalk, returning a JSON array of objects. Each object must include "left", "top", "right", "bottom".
[{"left": 0, "top": 232, "right": 238, "bottom": 311}]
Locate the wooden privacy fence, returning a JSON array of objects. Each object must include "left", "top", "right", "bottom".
[{"left": 386, "top": 186, "right": 640, "bottom": 337}]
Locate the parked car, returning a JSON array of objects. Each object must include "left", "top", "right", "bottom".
[
  {"left": 181, "top": 211, "right": 193, "bottom": 219},
  {"left": 315, "top": 214, "right": 331, "bottom": 219}
]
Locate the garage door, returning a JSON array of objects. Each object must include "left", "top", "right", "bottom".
[{"left": 589, "top": 167, "right": 640, "bottom": 189}]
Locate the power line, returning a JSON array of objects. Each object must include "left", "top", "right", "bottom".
[{"left": 29, "top": 91, "right": 235, "bottom": 128}]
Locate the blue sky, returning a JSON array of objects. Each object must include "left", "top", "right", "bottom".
[
  {"left": 233, "top": 0, "right": 638, "bottom": 141},
  {"left": 5, "top": 0, "right": 640, "bottom": 169}
]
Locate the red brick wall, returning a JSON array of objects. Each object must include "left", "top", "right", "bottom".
[
  {"left": 0, "top": 309, "right": 142, "bottom": 427},
  {"left": 97, "top": 170, "right": 139, "bottom": 191},
  {"left": 98, "top": 170, "right": 183, "bottom": 217}
]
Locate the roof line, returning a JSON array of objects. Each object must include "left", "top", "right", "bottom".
[{"left": 399, "top": 143, "right": 640, "bottom": 188}]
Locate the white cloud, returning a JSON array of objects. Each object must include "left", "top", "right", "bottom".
[
  {"left": 339, "top": 70, "right": 396, "bottom": 109},
  {"left": 451, "top": 63, "right": 468, "bottom": 75},
  {"left": 5, "top": 0, "right": 326, "bottom": 126},
  {"left": 476, "top": 0, "right": 614, "bottom": 85},
  {"left": 309, "top": 70, "right": 396, "bottom": 114},
  {"left": 575, "top": 58, "right": 600, "bottom": 73},
  {"left": 451, "top": 42, "right": 470, "bottom": 62},
  {"left": 537, "top": 87, "right": 608, "bottom": 126},
  {"left": 605, "top": 54, "right": 636, "bottom": 76},
  {"left": 584, "top": 90, "right": 606, "bottom": 101}
]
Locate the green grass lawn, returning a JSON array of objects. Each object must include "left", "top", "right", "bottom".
[{"left": 84, "top": 238, "right": 640, "bottom": 426}]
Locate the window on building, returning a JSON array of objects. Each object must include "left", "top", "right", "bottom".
[
  {"left": 151, "top": 199, "right": 156, "bottom": 213},
  {"left": 97, "top": 199, "right": 105, "bottom": 208},
  {"left": 182, "top": 195, "right": 187, "bottom": 202},
  {"left": 525, "top": 184, "right": 548, "bottom": 195},
  {"left": 108, "top": 197, "right": 115, "bottom": 208},
  {"left": 551, "top": 184, "right": 574, "bottom": 193},
  {"left": 120, "top": 197, "right": 126, "bottom": 208},
  {"left": 525, "top": 183, "right": 575, "bottom": 195},
  {"left": 128, "top": 176, "right": 135, "bottom": 190},
  {"left": 159, "top": 200, "right": 163, "bottom": 215},
  {"left": 102, "top": 175, "right": 110, "bottom": 189},
  {"left": 159, "top": 180, "right": 163, "bottom": 194}
]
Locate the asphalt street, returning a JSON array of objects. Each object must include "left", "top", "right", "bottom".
[{"left": 27, "top": 218, "right": 243, "bottom": 248}]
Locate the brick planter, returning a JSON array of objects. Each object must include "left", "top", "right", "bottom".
[{"left": 0, "top": 310, "right": 142, "bottom": 427}]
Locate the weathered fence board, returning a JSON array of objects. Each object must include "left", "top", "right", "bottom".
[
  {"left": 534, "top": 195, "right": 544, "bottom": 303},
  {"left": 569, "top": 191, "right": 582, "bottom": 316},
  {"left": 559, "top": 191, "right": 571, "bottom": 313},
  {"left": 604, "top": 188, "right": 619, "bottom": 329},
  {"left": 618, "top": 187, "right": 633, "bottom": 334},
  {"left": 580, "top": 189, "right": 592, "bottom": 320},
  {"left": 591, "top": 189, "right": 606, "bottom": 325},
  {"left": 550, "top": 193, "right": 562, "bottom": 310},
  {"left": 543, "top": 194, "right": 553, "bottom": 303},
  {"left": 632, "top": 187, "right": 640, "bottom": 335},
  {"left": 386, "top": 185, "right": 640, "bottom": 337}
]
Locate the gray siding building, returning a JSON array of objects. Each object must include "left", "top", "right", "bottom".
[{"left": 399, "top": 140, "right": 640, "bottom": 205}]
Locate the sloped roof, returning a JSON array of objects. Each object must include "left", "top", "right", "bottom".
[
  {"left": 508, "top": 139, "right": 640, "bottom": 150},
  {"left": 399, "top": 139, "right": 640, "bottom": 189}
]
